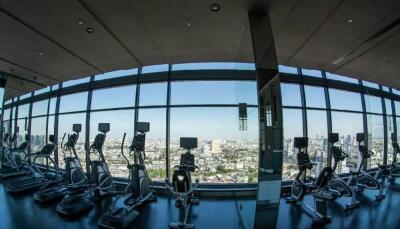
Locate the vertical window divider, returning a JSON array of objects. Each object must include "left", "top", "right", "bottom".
[
  {"left": 45, "top": 91, "right": 51, "bottom": 145},
  {"left": 54, "top": 83, "right": 61, "bottom": 167},
  {"left": 0, "top": 95, "right": 5, "bottom": 147},
  {"left": 359, "top": 80, "right": 369, "bottom": 169},
  {"left": 166, "top": 64, "right": 172, "bottom": 180},
  {"left": 381, "top": 85, "right": 388, "bottom": 166},
  {"left": 134, "top": 68, "right": 141, "bottom": 135},
  {"left": 27, "top": 93, "right": 33, "bottom": 157},
  {"left": 85, "top": 77, "right": 94, "bottom": 177},
  {"left": 13, "top": 98, "right": 18, "bottom": 148},
  {"left": 299, "top": 70, "right": 307, "bottom": 138},
  {"left": 323, "top": 71, "right": 333, "bottom": 167},
  {"left": 390, "top": 88, "right": 397, "bottom": 150}
]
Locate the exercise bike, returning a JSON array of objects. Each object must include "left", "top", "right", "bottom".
[
  {"left": 327, "top": 133, "right": 360, "bottom": 210},
  {"left": 99, "top": 122, "right": 157, "bottom": 228},
  {"left": 373, "top": 132, "right": 400, "bottom": 184},
  {"left": 33, "top": 124, "right": 87, "bottom": 203},
  {"left": 57, "top": 123, "right": 115, "bottom": 216},
  {"left": 346, "top": 133, "right": 385, "bottom": 201},
  {"left": 165, "top": 137, "right": 200, "bottom": 229},
  {"left": 287, "top": 137, "right": 340, "bottom": 225}
]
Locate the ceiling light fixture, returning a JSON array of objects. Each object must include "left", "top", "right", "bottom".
[
  {"left": 347, "top": 19, "right": 353, "bottom": 23},
  {"left": 77, "top": 19, "right": 84, "bottom": 25},
  {"left": 210, "top": 3, "right": 221, "bottom": 12},
  {"left": 37, "top": 50, "right": 44, "bottom": 56},
  {"left": 86, "top": 27, "right": 94, "bottom": 33}
]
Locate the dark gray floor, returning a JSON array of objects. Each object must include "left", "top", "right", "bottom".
[{"left": 1, "top": 182, "right": 400, "bottom": 229}]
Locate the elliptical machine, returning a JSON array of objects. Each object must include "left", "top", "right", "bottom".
[
  {"left": 33, "top": 124, "right": 87, "bottom": 203},
  {"left": 57, "top": 123, "right": 115, "bottom": 216},
  {"left": 327, "top": 133, "right": 360, "bottom": 210},
  {"left": 0, "top": 129, "right": 31, "bottom": 179},
  {"left": 346, "top": 133, "right": 385, "bottom": 201},
  {"left": 287, "top": 137, "right": 340, "bottom": 225},
  {"left": 165, "top": 137, "right": 200, "bottom": 229},
  {"left": 99, "top": 122, "right": 157, "bottom": 228}
]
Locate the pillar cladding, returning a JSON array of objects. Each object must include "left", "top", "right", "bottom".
[{"left": 249, "top": 10, "right": 283, "bottom": 229}]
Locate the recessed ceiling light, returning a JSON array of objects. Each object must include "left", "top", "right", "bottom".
[
  {"left": 86, "top": 27, "right": 94, "bottom": 33},
  {"left": 347, "top": 19, "right": 353, "bottom": 23},
  {"left": 77, "top": 19, "right": 84, "bottom": 25},
  {"left": 187, "top": 22, "right": 191, "bottom": 27},
  {"left": 210, "top": 3, "right": 221, "bottom": 12},
  {"left": 37, "top": 50, "right": 44, "bottom": 56}
]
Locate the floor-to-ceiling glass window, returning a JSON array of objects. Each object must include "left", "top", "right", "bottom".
[
  {"left": 90, "top": 110, "right": 135, "bottom": 178},
  {"left": 90, "top": 85, "right": 136, "bottom": 178},
  {"left": 331, "top": 112, "right": 364, "bottom": 173},
  {"left": 282, "top": 108, "right": 303, "bottom": 179},
  {"left": 16, "top": 104, "right": 29, "bottom": 145},
  {"left": 281, "top": 83, "right": 303, "bottom": 180},
  {"left": 58, "top": 92, "right": 88, "bottom": 170},
  {"left": 364, "top": 94, "right": 384, "bottom": 168},
  {"left": 170, "top": 80, "right": 258, "bottom": 183}
]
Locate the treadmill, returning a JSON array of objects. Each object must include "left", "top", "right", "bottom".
[
  {"left": 5, "top": 135, "right": 61, "bottom": 194},
  {"left": 0, "top": 133, "right": 32, "bottom": 179}
]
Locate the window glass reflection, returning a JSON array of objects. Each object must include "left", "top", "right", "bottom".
[
  {"left": 171, "top": 81, "right": 257, "bottom": 105},
  {"left": 58, "top": 113, "right": 86, "bottom": 170},
  {"left": 17, "top": 104, "right": 30, "bottom": 119},
  {"left": 281, "top": 83, "right": 301, "bottom": 107},
  {"left": 90, "top": 110, "right": 135, "bottom": 178},
  {"left": 329, "top": 88, "right": 362, "bottom": 111},
  {"left": 170, "top": 107, "right": 258, "bottom": 183},
  {"left": 62, "top": 77, "right": 90, "bottom": 88},
  {"left": 306, "top": 110, "right": 328, "bottom": 178},
  {"left": 385, "top": 99, "right": 393, "bottom": 115},
  {"left": 304, "top": 85, "right": 326, "bottom": 108},
  {"left": 331, "top": 112, "right": 363, "bottom": 174},
  {"left": 31, "top": 117, "right": 47, "bottom": 164},
  {"left": 91, "top": 85, "right": 136, "bottom": 110},
  {"left": 138, "top": 108, "right": 167, "bottom": 180},
  {"left": 139, "top": 83, "right": 167, "bottom": 106},
  {"left": 142, "top": 64, "right": 169, "bottom": 73},
  {"left": 172, "top": 62, "right": 255, "bottom": 71},
  {"left": 326, "top": 72, "right": 358, "bottom": 84},
  {"left": 283, "top": 108, "right": 303, "bottom": 180},
  {"left": 59, "top": 92, "right": 88, "bottom": 113},
  {"left": 278, "top": 65, "right": 298, "bottom": 74},
  {"left": 366, "top": 114, "right": 384, "bottom": 168},
  {"left": 95, "top": 68, "right": 138, "bottom": 81},
  {"left": 302, "top": 69, "right": 322, "bottom": 77},
  {"left": 363, "top": 81, "right": 379, "bottom": 89},
  {"left": 32, "top": 99, "right": 48, "bottom": 117},
  {"left": 364, "top": 94, "right": 382, "bottom": 114}
]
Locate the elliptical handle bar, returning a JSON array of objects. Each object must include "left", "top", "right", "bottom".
[
  {"left": 337, "top": 146, "right": 350, "bottom": 158},
  {"left": 61, "top": 133, "right": 67, "bottom": 154},
  {"left": 164, "top": 179, "right": 200, "bottom": 196},
  {"left": 120, "top": 133, "right": 130, "bottom": 166}
]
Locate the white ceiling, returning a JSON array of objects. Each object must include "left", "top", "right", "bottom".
[{"left": 0, "top": 0, "right": 399, "bottom": 99}]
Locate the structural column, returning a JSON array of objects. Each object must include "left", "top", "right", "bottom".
[{"left": 249, "top": 10, "right": 283, "bottom": 229}]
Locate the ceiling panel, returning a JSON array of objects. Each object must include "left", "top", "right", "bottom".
[
  {"left": 287, "top": 0, "right": 400, "bottom": 72},
  {"left": 0, "top": 0, "right": 139, "bottom": 73},
  {"left": 336, "top": 31, "right": 400, "bottom": 88},
  {"left": 0, "top": 11, "right": 98, "bottom": 81}
]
